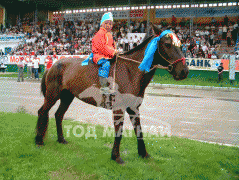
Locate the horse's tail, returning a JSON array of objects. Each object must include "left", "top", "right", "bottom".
[{"left": 41, "top": 69, "right": 48, "bottom": 97}]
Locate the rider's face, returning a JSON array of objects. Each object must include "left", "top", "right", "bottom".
[{"left": 102, "top": 20, "right": 113, "bottom": 32}]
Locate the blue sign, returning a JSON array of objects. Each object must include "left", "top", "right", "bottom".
[{"left": 156, "top": 6, "right": 239, "bottom": 18}]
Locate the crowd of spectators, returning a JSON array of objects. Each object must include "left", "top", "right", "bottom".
[{"left": 0, "top": 15, "right": 238, "bottom": 60}]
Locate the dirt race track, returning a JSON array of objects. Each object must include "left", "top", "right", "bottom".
[{"left": 0, "top": 79, "right": 238, "bottom": 147}]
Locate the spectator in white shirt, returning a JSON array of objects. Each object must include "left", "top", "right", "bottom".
[
  {"left": 129, "top": 24, "right": 134, "bottom": 33},
  {"left": 218, "top": 25, "right": 223, "bottom": 37},
  {"left": 33, "top": 55, "right": 39, "bottom": 80},
  {"left": 211, "top": 54, "right": 217, "bottom": 59},
  {"left": 204, "top": 30, "right": 209, "bottom": 36},
  {"left": 202, "top": 43, "right": 208, "bottom": 54},
  {"left": 129, "top": 37, "right": 134, "bottom": 50},
  {"left": 133, "top": 35, "right": 138, "bottom": 48},
  {"left": 119, "top": 37, "right": 124, "bottom": 51},
  {"left": 235, "top": 52, "right": 239, "bottom": 60},
  {"left": 200, "top": 30, "right": 204, "bottom": 37},
  {"left": 177, "top": 33, "right": 182, "bottom": 41},
  {"left": 17, "top": 57, "right": 25, "bottom": 82},
  {"left": 124, "top": 37, "right": 129, "bottom": 52},
  {"left": 222, "top": 25, "right": 227, "bottom": 40},
  {"left": 27, "top": 56, "right": 33, "bottom": 79},
  {"left": 118, "top": 45, "right": 124, "bottom": 53},
  {"left": 195, "top": 29, "right": 200, "bottom": 37},
  {"left": 209, "top": 33, "right": 214, "bottom": 46},
  {"left": 0, "top": 62, "right": 6, "bottom": 73}
]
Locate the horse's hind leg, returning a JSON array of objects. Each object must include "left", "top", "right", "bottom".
[
  {"left": 36, "top": 97, "right": 58, "bottom": 145},
  {"left": 55, "top": 89, "right": 74, "bottom": 144},
  {"left": 126, "top": 107, "right": 150, "bottom": 158},
  {"left": 111, "top": 109, "right": 125, "bottom": 164}
]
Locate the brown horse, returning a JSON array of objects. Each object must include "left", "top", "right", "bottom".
[{"left": 35, "top": 24, "right": 189, "bottom": 164}]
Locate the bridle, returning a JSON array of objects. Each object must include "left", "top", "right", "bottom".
[
  {"left": 112, "top": 35, "right": 185, "bottom": 90},
  {"left": 157, "top": 46, "right": 186, "bottom": 73},
  {"left": 115, "top": 36, "right": 186, "bottom": 73}
]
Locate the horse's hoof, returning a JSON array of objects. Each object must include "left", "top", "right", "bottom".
[
  {"left": 139, "top": 153, "right": 151, "bottom": 159},
  {"left": 35, "top": 136, "right": 44, "bottom": 146},
  {"left": 111, "top": 157, "right": 125, "bottom": 164},
  {"left": 57, "top": 139, "right": 68, "bottom": 144},
  {"left": 100, "top": 102, "right": 106, "bottom": 108},
  {"left": 36, "top": 142, "right": 44, "bottom": 147},
  {"left": 35, "top": 141, "right": 44, "bottom": 146},
  {"left": 36, "top": 144, "right": 44, "bottom": 148}
]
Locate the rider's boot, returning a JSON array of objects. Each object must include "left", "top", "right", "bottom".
[
  {"left": 99, "top": 76, "right": 110, "bottom": 94},
  {"left": 99, "top": 77, "right": 116, "bottom": 109}
]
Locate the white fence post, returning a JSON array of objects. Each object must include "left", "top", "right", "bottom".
[{"left": 229, "top": 55, "right": 235, "bottom": 84}]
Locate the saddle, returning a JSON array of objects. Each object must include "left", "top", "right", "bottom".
[{"left": 82, "top": 54, "right": 116, "bottom": 110}]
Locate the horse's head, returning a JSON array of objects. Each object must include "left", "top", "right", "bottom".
[{"left": 152, "top": 24, "right": 189, "bottom": 81}]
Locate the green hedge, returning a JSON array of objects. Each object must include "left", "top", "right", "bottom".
[
  {"left": 5, "top": 64, "right": 45, "bottom": 73},
  {"left": 153, "top": 69, "right": 239, "bottom": 87},
  {"left": 154, "top": 69, "right": 239, "bottom": 82}
]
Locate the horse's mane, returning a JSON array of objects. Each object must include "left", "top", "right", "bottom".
[{"left": 122, "top": 35, "right": 154, "bottom": 55}]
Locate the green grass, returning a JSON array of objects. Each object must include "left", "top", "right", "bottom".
[{"left": 0, "top": 112, "right": 238, "bottom": 179}]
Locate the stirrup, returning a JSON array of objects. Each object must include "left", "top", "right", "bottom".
[
  {"left": 100, "top": 87, "right": 110, "bottom": 94},
  {"left": 100, "top": 88, "right": 116, "bottom": 95}
]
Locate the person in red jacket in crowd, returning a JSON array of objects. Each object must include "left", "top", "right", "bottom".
[
  {"left": 172, "top": 15, "right": 176, "bottom": 28},
  {"left": 45, "top": 56, "right": 53, "bottom": 70},
  {"left": 92, "top": 12, "right": 118, "bottom": 94}
]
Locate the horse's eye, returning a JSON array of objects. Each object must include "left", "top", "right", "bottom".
[{"left": 165, "top": 43, "right": 172, "bottom": 49}]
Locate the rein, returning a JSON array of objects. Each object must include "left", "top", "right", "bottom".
[
  {"left": 158, "top": 51, "right": 185, "bottom": 66},
  {"left": 117, "top": 54, "right": 168, "bottom": 72},
  {"left": 116, "top": 50, "right": 185, "bottom": 73},
  {"left": 112, "top": 53, "right": 167, "bottom": 91}
]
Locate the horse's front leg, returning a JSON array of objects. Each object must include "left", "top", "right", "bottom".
[
  {"left": 111, "top": 109, "right": 125, "bottom": 164},
  {"left": 126, "top": 107, "right": 151, "bottom": 158}
]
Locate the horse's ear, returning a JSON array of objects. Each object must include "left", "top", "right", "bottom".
[{"left": 150, "top": 23, "right": 162, "bottom": 36}]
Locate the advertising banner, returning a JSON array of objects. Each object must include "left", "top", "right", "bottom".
[
  {"left": 6, "top": 55, "right": 88, "bottom": 65},
  {"left": 130, "top": 10, "right": 144, "bottom": 18},
  {"left": 2, "top": 56, "right": 239, "bottom": 72},
  {"left": 64, "top": 13, "right": 87, "bottom": 21},
  {"left": 64, "top": 11, "right": 128, "bottom": 21},
  {"left": 52, "top": 13, "right": 64, "bottom": 21},
  {"left": 186, "top": 58, "right": 239, "bottom": 72},
  {"left": 155, "top": 6, "right": 239, "bottom": 18},
  {"left": 186, "top": 58, "right": 216, "bottom": 70},
  {"left": 112, "top": 11, "right": 129, "bottom": 19}
]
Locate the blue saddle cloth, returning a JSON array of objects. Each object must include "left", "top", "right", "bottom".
[
  {"left": 81, "top": 53, "right": 110, "bottom": 78},
  {"left": 81, "top": 53, "right": 94, "bottom": 66}
]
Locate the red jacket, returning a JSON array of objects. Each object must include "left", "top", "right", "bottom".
[
  {"left": 46, "top": 59, "right": 53, "bottom": 69},
  {"left": 92, "top": 27, "right": 116, "bottom": 63}
]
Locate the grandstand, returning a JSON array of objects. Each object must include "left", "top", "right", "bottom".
[{"left": 0, "top": 0, "right": 238, "bottom": 59}]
